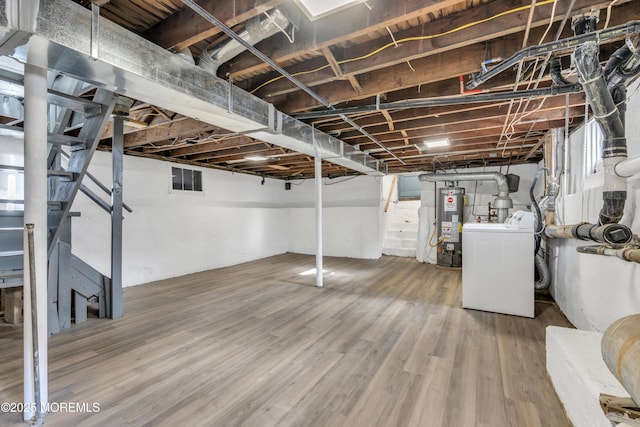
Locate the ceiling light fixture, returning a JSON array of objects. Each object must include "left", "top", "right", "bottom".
[
  {"left": 295, "top": 0, "right": 366, "bottom": 20},
  {"left": 244, "top": 155, "right": 268, "bottom": 161},
  {"left": 424, "top": 138, "right": 450, "bottom": 149}
]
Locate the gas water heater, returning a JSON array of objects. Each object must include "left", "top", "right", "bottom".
[{"left": 437, "top": 187, "right": 465, "bottom": 267}]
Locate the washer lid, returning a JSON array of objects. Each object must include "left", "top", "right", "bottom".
[{"left": 462, "top": 223, "right": 533, "bottom": 233}]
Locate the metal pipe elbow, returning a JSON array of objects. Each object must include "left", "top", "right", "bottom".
[{"left": 418, "top": 172, "right": 510, "bottom": 196}]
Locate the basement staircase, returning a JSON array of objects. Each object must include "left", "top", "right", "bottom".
[
  {"left": 382, "top": 200, "right": 420, "bottom": 258},
  {"left": 0, "top": 70, "right": 126, "bottom": 335}
]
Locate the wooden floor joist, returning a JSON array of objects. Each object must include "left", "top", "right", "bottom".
[{"left": 0, "top": 254, "right": 572, "bottom": 426}]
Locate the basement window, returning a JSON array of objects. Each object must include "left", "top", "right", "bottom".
[
  {"left": 583, "top": 119, "right": 603, "bottom": 177},
  {"left": 171, "top": 167, "right": 203, "bottom": 192}
]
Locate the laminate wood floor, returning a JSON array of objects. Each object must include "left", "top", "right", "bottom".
[{"left": 0, "top": 254, "right": 572, "bottom": 426}]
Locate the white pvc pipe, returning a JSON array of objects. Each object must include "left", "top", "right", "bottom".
[
  {"left": 615, "top": 154, "right": 640, "bottom": 178},
  {"left": 23, "top": 61, "right": 49, "bottom": 421},
  {"left": 314, "top": 141, "right": 323, "bottom": 288}
]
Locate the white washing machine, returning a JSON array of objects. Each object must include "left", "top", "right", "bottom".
[{"left": 462, "top": 211, "right": 535, "bottom": 318}]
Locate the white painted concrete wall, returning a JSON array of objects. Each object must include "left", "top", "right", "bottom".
[
  {"left": 550, "top": 80, "right": 640, "bottom": 332},
  {"left": 286, "top": 175, "right": 383, "bottom": 259},
  {"left": 71, "top": 151, "right": 290, "bottom": 287},
  {"left": 2, "top": 136, "right": 384, "bottom": 285},
  {"left": 416, "top": 163, "right": 539, "bottom": 263}
]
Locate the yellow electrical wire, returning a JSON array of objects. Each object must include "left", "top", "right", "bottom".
[{"left": 249, "top": 0, "right": 558, "bottom": 95}]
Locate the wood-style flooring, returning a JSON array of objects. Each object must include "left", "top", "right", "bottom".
[{"left": 0, "top": 254, "right": 572, "bottom": 426}]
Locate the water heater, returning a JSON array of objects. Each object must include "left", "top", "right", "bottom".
[{"left": 437, "top": 187, "right": 465, "bottom": 267}]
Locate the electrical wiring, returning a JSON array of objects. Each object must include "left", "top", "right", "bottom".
[
  {"left": 249, "top": 0, "right": 558, "bottom": 95},
  {"left": 604, "top": 0, "right": 620, "bottom": 30},
  {"left": 264, "top": 10, "right": 295, "bottom": 43},
  {"left": 498, "top": 0, "right": 560, "bottom": 147}
]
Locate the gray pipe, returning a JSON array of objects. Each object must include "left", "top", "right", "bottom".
[
  {"left": 419, "top": 172, "right": 513, "bottom": 223},
  {"left": 576, "top": 244, "right": 640, "bottom": 263},
  {"left": 550, "top": 57, "right": 572, "bottom": 86},
  {"left": 292, "top": 84, "right": 582, "bottom": 120},
  {"left": 573, "top": 14, "right": 629, "bottom": 225},
  {"left": 545, "top": 222, "right": 633, "bottom": 245},
  {"left": 199, "top": 9, "right": 290, "bottom": 73},
  {"left": 534, "top": 254, "right": 551, "bottom": 290},
  {"left": 467, "top": 20, "right": 640, "bottom": 90}
]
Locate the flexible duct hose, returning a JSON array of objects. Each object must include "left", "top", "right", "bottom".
[
  {"left": 530, "top": 168, "right": 550, "bottom": 290},
  {"left": 534, "top": 254, "right": 551, "bottom": 290},
  {"left": 529, "top": 168, "right": 546, "bottom": 255}
]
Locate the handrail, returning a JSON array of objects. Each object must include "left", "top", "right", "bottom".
[
  {"left": 58, "top": 151, "right": 133, "bottom": 213},
  {"left": 384, "top": 175, "right": 397, "bottom": 213}
]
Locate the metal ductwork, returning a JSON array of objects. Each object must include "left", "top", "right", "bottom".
[
  {"left": 419, "top": 172, "right": 513, "bottom": 223},
  {"left": 534, "top": 254, "right": 551, "bottom": 290},
  {"left": 572, "top": 12, "right": 635, "bottom": 225},
  {"left": 0, "top": 0, "right": 383, "bottom": 176},
  {"left": 199, "top": 9, "right": 289, "bottom": 73}
]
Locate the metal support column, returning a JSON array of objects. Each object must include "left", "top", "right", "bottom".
[
  {"left": 110, "top": 111, "right": 125, "bottom": 319},
  {"left": 23, "top": 61, "right": 49, "bottom": 422},
  {"left": 314, "top": 140, "right": 323, "bottom": 288}
]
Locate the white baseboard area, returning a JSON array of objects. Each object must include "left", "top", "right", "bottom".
[{"left": 546, "top": 326, "right": 633, "bottom": 427}]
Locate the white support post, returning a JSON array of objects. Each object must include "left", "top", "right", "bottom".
[
  {"left": 314, "top": 140, "right": 323, "bottom": 288},
  {"left": 23, "top": 62, "right": 49, "bottom": 422}
]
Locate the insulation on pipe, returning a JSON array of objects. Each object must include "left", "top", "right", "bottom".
[{"left": 545, "top": 222, "right": 633, "bottom": 245}]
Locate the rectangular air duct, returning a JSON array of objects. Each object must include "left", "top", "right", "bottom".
[{"left": 0, "top": 0, "right": 384, "bottom": 176}]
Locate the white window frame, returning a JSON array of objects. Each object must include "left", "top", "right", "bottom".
[{"left": 169, "top": 166, "right": 204, "bottom": 194}]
